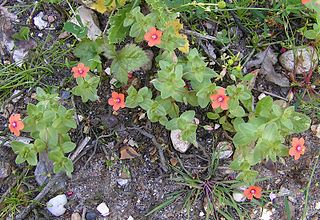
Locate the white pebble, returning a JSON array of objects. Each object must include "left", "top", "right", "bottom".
[
  {"left": 97, "top": 202, "right": 110, "bottom": 216},
  {"left": 47, "top": 194, "right": 67, "bottom": 217}
]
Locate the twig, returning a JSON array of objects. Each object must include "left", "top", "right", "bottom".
[
  {"left": 83, "top": 134, "right": 114, "bottom": 168},
  {"left": 26, "top": 1, "right": 39, "bottom": 25},
  {"left": 183, "top": 29, "right": 217, "bottom": 41},
  {"left": 16, "top": 137, "right": 91, "bottom": 220},
  {"left": 253, "top": 88, "right": 289, "bottom": 101},
  {"left": 0, "top": 0, "right": 8, "bottom": 6},
  {"left": 70, "top": 136, "right": 91, "bottom": 161},
  {"left": 224, "top": 0, "right": 250, "bottom": 36},
  {"left": 102, "top": 10, "right": 114, "bottom": 36},
  {"left": 128, "top": 127, "right": 168, "bottom": 172}
]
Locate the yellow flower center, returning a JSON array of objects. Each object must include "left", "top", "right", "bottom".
[{"left": 114, "top": 98, "right": 121, "bottom": 103}]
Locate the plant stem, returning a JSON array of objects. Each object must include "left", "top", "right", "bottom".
[{"left": 302, "top": 154, "right": 319, "bottom": 219}]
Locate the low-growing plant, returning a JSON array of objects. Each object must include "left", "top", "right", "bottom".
[{"left": 11, "top": 88, "right": 76, "bottom": 176}]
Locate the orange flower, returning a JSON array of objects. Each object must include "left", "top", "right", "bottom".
[
  {"left": 289, "top": 137, "right": 306, "bottom": 160},
  {"left": 144, "top": 27, "right": 162, "bottom": 47},
  {"left": 301, "top": 0, "right": 311, "bottom": 4},
  {"left": 8, "top": 114, "right": 24, "bottom": 136},
  {"left": 243, "top": 186, "right": 262, "bottom": 200},
  {"left": 108, "top": 92, "right": 125, "bottom": 111},
  {"left": 71, "top": 63, "right": 90, "bottom": 78},
  {"left": 210, "top": 88, "right": 229, "bottom": 110}
]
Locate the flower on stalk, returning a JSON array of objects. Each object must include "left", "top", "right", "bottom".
[
  {"left": 71, "top": 63, "right": 90, "bottom": 78},
  {"left": 210, "top": 88, "right": 229, "bottom": 110},
  {"left": 243, "top": 186, "right": 262, "bottom": 200},
  {"left": 108, "top": 92, "right": 125, "bottom": 111},
  {"left": 289, "top": 137, "right": 306, "bottom": 160},
  {"left": 8, "top": 114, "right": 24, "bottom": 136},
  {"left": 144, "top": 27, "right": 162, "bottom": 47}
]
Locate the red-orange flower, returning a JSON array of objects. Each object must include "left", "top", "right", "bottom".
[
  {"left": 108, "top": 92, "right": 125, "bottom": 111},
  {"left": 289, "top": 137, "right": 306, "bottom": 160},
  {"left": 243, "top": 186, "right": 262, "bottom": 200},
  {"left": 71, "top": 63, "right": 90, "bottom": 78},
  {"left": 8, "top": 114, "right": 24, "bottom": 136},
  {"left": 210, "top": 88, "right": 229, "bottom": 110},
  {"left": 301, "top": 0, "right": 311, "bottom": 4},
  {"left": 144, "top": 27, "right": 163, "bottom": 47}
]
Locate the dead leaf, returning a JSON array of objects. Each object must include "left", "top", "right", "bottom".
[
  {"left": 120, "top": 146, "right": 140, "bottom": 160},
  {"left": 170, "top": 158, "right": 178, "bottom": 166},
  {"left": 245, "top": 48, "right": 290, "bottom": 87}
]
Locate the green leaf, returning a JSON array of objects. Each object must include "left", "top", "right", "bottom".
[
  {"left": 63, "top": 22, "right": 88, "bottom": 39},
  {"left": 34, "top": 139, "right": 46, "bottom": 153},
  {"left": 12, "top": 27, "right": 30, "bottom": 41},
  {"left": 262, "top": 122, "right": 279, "bottom": 142},
  {"left": 291, "top": 112, "right": 311, "bottom": 133},
  {"left": 26, "top": 150, "right": 38, "bottom": 166},
  {"left": 111, "top": 44, "right": 148, "bottom": 83},
  {"left": 207, "top": 112, "right": 220, "bottom": 120},
  {"left": 255, "top": 96, "right": 273, "bottom": 118},
  {"left": 229, "top": 105, "right": 246, "bottom": 118},
  {"left": 72, "top": 75, "right": 100, "bottom": 102},
  {"left": 233, "top": 123, "right": 257, "bottom": 146},
  {"left": 74, "top": 39, "right": 104, "bottom": 71},
  {"left": 108, "top": 5, "right": 131, "bottom": 43},
  {"left": 62, "top": 142, "right": 76, "bottom": 153}
]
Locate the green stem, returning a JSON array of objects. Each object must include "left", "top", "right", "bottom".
[{"left": 302, "top": 154, "right": 319, "bottom": 219}]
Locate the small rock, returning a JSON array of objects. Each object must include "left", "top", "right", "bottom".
[
  {"left": 258, "top": 93, "right": 266, "bottom": 100},
  {"left": 233, "top": 192, "right": 246, "bottom": 202},
  {"left": 96, "top": 203, "right": 110, "bottom": 217},
  {"left": 116, "top": 178, "right": 129, "bottom": 186},
  {"left": 0, "top": 162, "right": 11, "bottom": 179},
  {"left": 11, "top": 90, "right": 22, "bottom": 103},
  {"left": 311, "top": 124, "right": 320, "bottom": 139},
  {"left": 71, "top": 212, "right": 81, "bottom": 220},
  {"left": 47, "top": 15, "right": 55, "bottom": 23},
  {"left": 269, "top": 193, "right": 277, "bottom": 202},
  {"left": 47, "top": 194, "right": 67, "bottom": 217},
  {"left": 127, "top": 216, "right": 134, "bottom": 220},
  {"left": 33, "top": 12, "right": 48, "bottom": 30},
  {"left": 199, "top": 211, "right": 205, "bottom": 217},
  {"left": 279, "top": 46, "right": 318, "bottom": 74},
  {"left": 37, "top": 33, "right": 44, "bottom": 38},
  {"left": 70, "top": 6, "right": 102, "bottom": 40},
  {"left": 214, "top": 124, "right": 220, "bottom": 130},
  {"left": 260, "top": 207, "right": 274, "bottom": 220},
  {"left": 104, "top": 67, "right": 111, "bottom": 75},
  {"left": 58, "top": 31, "right": 69, "bottom": 39},
  {"left": 277, "top": 187, "right": 291, "bottom": 197},
  {"left": 216, "top": 141, "right": 233, "bottom": 159},
  {"left": 315, "top": 201, "right": 320, "bottom": 210},
  {"left": 170, "top": 130, "right": 191, "bottom": 153},
  {"left": 86, "top": 211, "right": 97, "bottom": 220}
]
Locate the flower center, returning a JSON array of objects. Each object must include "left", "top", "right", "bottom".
[
  {"left": 115, "top": 98, "right": 121, "bottom": 103},
  {"left": 217, "top": 96, "right": 224, "bottom": 102},
  {"left": 12, "top": 121, "right": 17, "bottom": 128},
  {"left": 79, "top": 69, "right": 84, "bottom": 74},
  {"left": 151, "top": 34, "right": 158, "bottom": 40},
  {"left": 250, "top": 189, "right": 256, "bottom": 194},
  {"left": 296, "top": 145, "right": 302, "bottom": 152}
]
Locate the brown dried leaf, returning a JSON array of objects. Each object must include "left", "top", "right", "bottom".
[{"left": 120, "top": 146, "right": 140, "bottom": 160}]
